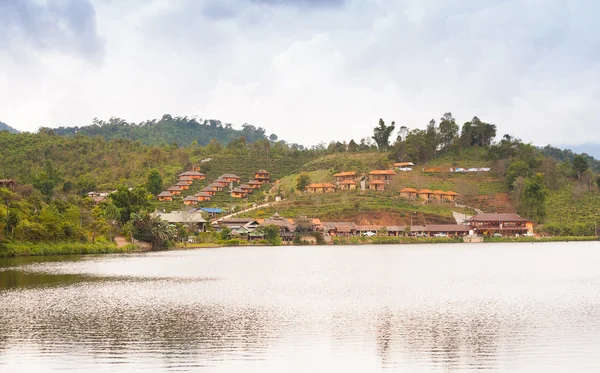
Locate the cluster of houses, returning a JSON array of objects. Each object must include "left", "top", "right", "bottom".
[
  {"left": 399, "top": 188, "right": 459, "bottom": 202},
  {"left": 306, "top": 170, "right": 397, "bottom": 193},
  {"left": 157, "top": 169, "right": 271, "bottom": 204},
  {"left": 203, "top": 212, "right": 533, "bottom": 242}
]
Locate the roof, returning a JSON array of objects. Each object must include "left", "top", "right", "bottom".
[
  {"left": 369, "top": 170, "right": 396, "bottom": 175},
  {"left": 199, "top": 207, "right": 223, "bottom": 213},
  {"left": 201, "top": 186, "right": 217, "bottom": 191},
  {"left": 425, "top": 225, "right": 470, "bottom": 232},
  {"left": 239, "top": 184, "right": 253, "bottom": 189},
  {"left": 214, "top": 178, "right": 229, "bottom": 183},
  {"left": 208, "top": 183, "right": 224, "bottom": 188},
  {"left": 445, "top": 191, "right": 459, "bottom": 196},
  {"left": 220, "top": 174, "right": 240, "bottom": 178},
  {"left": 175, "top": 181, "right": 190, "bottom": 186},
  {"left": 307, "top": 183, "right": 336, "bottom": 188},
  {"left": 167, "top": 186, "right": 182, "bottom": 191},
  {"left": 157, "top": 191, "right": 173, "bottom": 197},
  {"left": 432, "top": 190, "right": 445, "bottom": 195},
  {"left": 219, "top": 218, "right": 255, "bottom": 224},
  {"left": 393, "top": 162, "right": 415, "bottom": 167},
  {"left": 183, "top": 196, "right": 198, "bottom": 201},
  {"left": 179, "top": 176, "right": 194, "bottom": 180},
  {"left": 417, "top": 189, "right": 433, "bottom": 194},
  {"left": 178, "top": 171, "right": 205, "bottom": 177},
  {"left": 468, "top": 213, "right": 528, "bottom": 222},
  {"left": 247, "top": 180, "right": 262, "bottom": 185},
  {"left": 156, "top": 212, "right": 207, "bottom": 223},
  {"left": 369, "top": 180, "right": 386, "bottom": 185},
  {"left": 256, "top": 169, "right": 270, "bottom": 174},
  {"left": 340, "top": 179, "right": 357, "bottom": 185},
  {"left": 400, "top": 187, "right": 418, "bottom": 193},
  {"left": 333, "top": 171, "right": 356, "bottom": 177},
  {"left": 194, "top": 192, "right": 212, "bottom": 198},
  {"left": 231, "top": 188, "right": 247, "bottom": 193}
]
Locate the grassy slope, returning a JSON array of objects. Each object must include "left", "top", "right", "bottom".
[{"left": 543, "top": 185, "right": 600, "bottom": 235}]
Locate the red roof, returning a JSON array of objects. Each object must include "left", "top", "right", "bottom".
[
  {"left": 333, "top": 171, "right": 356, "bottom": 177},
  {"left": 369, "top": 170, "right": 396, "bottom": 175},
  {"left": 400, "top": 187, "right": 418, "bottom": 193}
]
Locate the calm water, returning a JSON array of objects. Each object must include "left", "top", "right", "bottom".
[{"left": 1, "top": 243, "right": 600, "bottom": 372}]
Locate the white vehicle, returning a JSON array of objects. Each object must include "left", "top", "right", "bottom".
[
  {"left": 434, "top": 233, "right": 448, "bottom": 238},
  {"left": 524, "top": 231, "right": 535, "bottom": 237},
  {"left": 363, "top": 231, "right": 376, "bottom": 237}
]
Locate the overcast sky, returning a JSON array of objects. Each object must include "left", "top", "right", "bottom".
[{"left": 0, "top": 0, "right": 598, "bottom": 147}]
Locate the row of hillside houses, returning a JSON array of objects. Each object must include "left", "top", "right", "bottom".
[
  {"left": 209, "top": 212, "right": 532, "bottom": 241},
  {"left": 399, "top": 188, "right": 459, "bottom": 201},
  {"left": 230, "top": 170, "right": 271, "bottom": 199},
  {"left": 307, "top": 170, "right": 398, "bottom": 193}
]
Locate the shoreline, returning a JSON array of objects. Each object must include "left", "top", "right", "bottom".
[{"left": 1, "top": 236, "right": 598, "bottom": 258}]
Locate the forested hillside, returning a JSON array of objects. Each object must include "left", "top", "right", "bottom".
[
  {"left": 50, "top": 115, "right": 279, "bottom": 147},
  {"left": 0, "top": 121, "right": 18, "bottom": 134}
]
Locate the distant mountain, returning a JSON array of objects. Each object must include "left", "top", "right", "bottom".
[
  {"left": 0, "top": 121, "right": 18, "bottom": 134},
  {"left": 50, "top": 115, "right": 274, "bottom": 147},
  {"left": 558, "top": 144, "right": 600, "bottom": 160}
]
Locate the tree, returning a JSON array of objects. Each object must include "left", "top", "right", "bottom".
[
  {"left": 522, "top": 173, "right": 548, "bottom": 222},
  {"left": 33, "top": 161, "right": 62, "bottom": 200},
  {"left": 348, "top": 139, "right": 359, "bottom": 152},
  {"left": 269, "top": 134, "right": 278, "bottom": 142},
  {"left": 437, "top": 112, "right": 458, "bottom": 151},
  {"left": 296, "top": 173, "right": 311, "bottom": 192},
  {"left": 220, "top": 226, "right": 231, "bottom": 240},
  {"left": 260, "top": 224, "right": 281, "bottom": 246},
  {"left": 109, "top": 185, "right": 151, "bottom": 224},
  {"left": 573, "top": 155, "right": 589, "bottom": 180},
  {"left": 102, "top": 202, "right": 121, "bottom": 240},
  {"left": 505, "top": 160, "right": 531, "bottom": 189},
  {"left": 146, "top": 169, "right": 164, "bottom": 195},
  {"left": 131, "top": 210, "right": 175, "bottom": 250},
  {"left": 372, "top": 118, "right": 396, "bottom": 151}
]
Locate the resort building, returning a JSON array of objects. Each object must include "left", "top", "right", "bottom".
[
  {"left": 247, "top": 180, "right": 262, "bottom": 189},
  {"left": 183, "top": 196, "right": 198, "bottom": 205},
  {"left": 200, "top": 186, "right": 217, "bottom": 196},
  {"left": 305, "top": 183, "right": 336, "bottom": 193},
  {"left": 167, "top": 186, "right": 182, "bottom": 195},
  {"left": 239, "top": 184, "right": 254, "bottom": 193},
  {"left": 339, "top": 179, "right": 357, "bottom": 191},
  {"left": 393, "top": 162, "right": 414, "bottom": 168},
  {"left": 444, "top": 191, "right": 459, "bottom": 201},
  {"left": 175, "top": 181, "right": 190, "bottom": 190},
  {"left": 220, "top": 174, "right": 241, "bottom": 183},
  {"left": 368, "top": 180, "right": 386, "bottom": 191},
  {"left": 178, "top": 176, "right": 194, "bottom": 184},
  {"left": 208, "top": 183, "right": 225, "bottom": 191},
  {"left": 431, "top": 190, "right": 445, "bottom": 201},
  {"left": 368, "top": 170, "right": 396, "bottom": 183},
  {"left": 231, "top": 188, "right": 248, "bottom": 198},
  {"left": 399, "top": 187, "right": 418, "bottom": 199},
  {"left": 261, "top": 212, "right": 296, "bottom": 241},
  {"left": 194, "top": 192, "right": 212, "bottom": 202},
  {"left": 254, "top": 170, "right": 271, "bottom": 184},
  {"left": 417, "top": 189, "right": 433, "bottom": 200},
  {"left": 155, "top": 211, "right": 207, "bottom": 231},
  {"left": 333, "top": 171, "right": 357, "bottom": 183},
  {"left": 213, "top": 178, "right": 229, "bottom": 187},
  {"left": 467, "top": 213, "right": 531, "bottom": 236},
  {"left": 157, "top": 191, "right": 173, "bottom": 201},
  {"left": 178, "top": 171, "right": 205, "bottom": 180}
]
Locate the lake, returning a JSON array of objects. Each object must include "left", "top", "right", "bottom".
[{"left": 1, "top": 243, "right": 600, "bottom": 372}]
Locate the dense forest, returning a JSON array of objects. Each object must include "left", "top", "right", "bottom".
[
  {"left": 2, "top": 112, "right": 600, "bottom": 255},
  {"left": 49, "top": 115, "right": 279, "bottom": 147}
]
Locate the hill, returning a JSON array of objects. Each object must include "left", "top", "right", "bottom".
[
  {"left": 50, "top": 115, "right": 276, "bottom": 147},
  {"left": 0, "top": 121, "right": 18, "bottom": 134}
]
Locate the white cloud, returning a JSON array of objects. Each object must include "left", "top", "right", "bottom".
[{"left": 0, "top": 0, "right": 599, "bottom": 147}]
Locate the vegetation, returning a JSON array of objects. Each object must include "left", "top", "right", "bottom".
[{"left": 0, "top": 121, "right": 18, "bottom": 134}]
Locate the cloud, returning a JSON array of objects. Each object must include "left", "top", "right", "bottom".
[{"left": 0, "top": 0, "right": 599, "bottom": 148}]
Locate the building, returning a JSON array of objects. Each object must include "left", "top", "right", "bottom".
[
  {"left": 247, "top": 180, "right": 262, "bottom": 189},
  {"left": 155, "top": 211, "right": 207, "bottom": 231},
  {"left": 178, "top": 171, "right": 205, "bottom": 180},
  {"left": 194, "top": 192, "right": 212, "bottom": 201},
  {"left": 417, "top": 189, "right": 433, "bottom": 200},
  {"left": 368, "top": 180, "right": 386, "bottom": 191},
  {"left": 239, "top": 184, "right": 254, "bottom": 193},
  {"left": 208, "top": 183, "right": 225, "bottom": 191},
  {"left": 393, "top": 162, "right": 414, "bottom": 168},
  {"left": 200, "top": 186, "right": 217, "bottom": 195},
  {"left": 399, "top": 187, "right": 418, "bottom": 199},
  {"left": 167, "top": 186, "right": 182, "bottom": 196},
  {"left": 178, "top": 176, "right": 194, "bottom": 184},
  {"left": 183, "top": 196, "right": 198, "bottom": 205},
  {"left": 444, "top": 191, "right": 459, "bottom": 201},
  {"left": 254, "top": 170, "right": 271, "bottom": 184},
  {"left": 339, "top": 179, "right": 357, "bottom": 191},
  {"left": 467, "top": 213, "right": 531, "bottom": 236},
  {"left": 213, "top": 178, "right": 229, "bottom": 187},
  {"left": 424, "top": 224, "right": 471, "bottom": 237},
  {"left": 305, "top": 183, "right": 336, "bottom": 193},
  {"left": 322, "top": 222, "right": 357, "bottom": 237},
  {"left": 214, "top": 218, "right": 261, "bottom": 232},
  {"left": 368, "top": 170, "right": 396, "bottom": 183},
  {"left": 175, "top": 181, "right": 190, "bottom": 190},
  {"left": 0, "top": 179, "right": 15, "bottom": 191},
  {"left": 261, "top": 212, "right": 296, "bottom": 241},
  {"left": 157, "top": 191, "right": 174, "bottom": 201},
  {"left": 220, "top": 174, "right": 241, "bottom": 183},
  {"left": 195, "top": 207, "right": 223, "bottom": 218},
  {"left": 333, "top": 171, "right": 357, "bottom": 183},
  {"left": 431, "top": 190, "right": 445, "bottom": 201},
  {"left": 231, "top": 188, "right": 248, "bottom": 198}
]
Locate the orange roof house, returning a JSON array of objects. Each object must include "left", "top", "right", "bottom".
[
  {"left": 194, "top": 192, "right": 212, "bottom": 201},
  {"left": 333, "top": 171, "right": 357, "bottom": 183},
  {"left": 157, "top": 191, "right": 173, "bottom": 201},
  {"left": 178, "top": 171, "right": 205, "bottom": 180},
  {"left": 208, "top": 183, "right": 225, "bottom": 191},
  {"left": 399, "top": 187, "right": 418, "bottom": 199},
  {"left": 220, "top": 174, "right": 241, "bottom": 183},
  {"left": 306, "top": 183, "right": 336, "bottom": 193},
  {"left": 213, "top": 178, "right": 229, "bottom": 187},
  {"left": 178, "top": 176, "right": 194, "bottom": 184},
  {"left": 183, "top": 196, "right": 198, "bottom": 205},
  {"left": 247, "top": 180, "right": 262, "bottom": 189},
  {"left": 417, "top": 189, "right": 433, "bottom": 200},
  {"left": 432, "top": 190, "right": 445, "bottom": 200},
  {"left": 175, "top": 181, "right": 190, "bottom": 190},
  {"left": 239, "top": 184, "right": 254, "bottom": 193},
  {"left": 167, "top": 186, "right": 182, "bottom": 195},
  {"left": 444, "top": 190, "right": 459, "bottom": 201},
  {"left": 200, "top": 187, "right": 217, "bottom": 195},
  {"left": 231, "top": 188, "right": 248, "bottom": 198},
  {"left": 339, "top": 179, "right": 357, "bottom": 191},
  {"left": 254, "top": 170, "right": 271, "bottom": 184},
  {"left": 368, "top": 179, "right": 386, "bottom": 191},
  {"left": 368, "top": 170, "right": 396, "bottom": 183}
]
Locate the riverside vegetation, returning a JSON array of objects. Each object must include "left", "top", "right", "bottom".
[{"left": 2, "top": 112, "right": 600, "bottom": 256}]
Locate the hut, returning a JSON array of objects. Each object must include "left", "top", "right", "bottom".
[
  {"left": 220, "top": 174, "right": 241, "bottom": 183},
  {"left": 183, "top": 196, "right": 198, "bottom": 205},
  {"left": 175, "top": 181, "right": 190, "bottom": 190},
  {"left": 305, "top": 183, "right": 336, "bottom": 193},
  {"left": 208, "top": 183, "right": 225, "bottom": 191},
  {"left": 200, "top": 187, "right": 217, "bottom": 196},
  {"left": 167, "top": 186, "right": 182, "bottom": 196},
  {"left": 368, "top": 180, "right": 386, "bottom": 191},
  {"left": 444, "top": 191, "right": 459, "bottom": 201},
  {"left": 231, "top": 188, "right": 248, "bottom": 198},
  {"left": 339, "top": 179, "right": 357, "bottom": 191},
  {"left": 399, "top": 187, "right": 418, "bottom": 199},
  {"left": 178, "top": 171, "right": 205, "bottom": 180},
  {"left": 247, "top": 180, "right": 262, "bottom": 189},
  {"left": 239, "top": 184, "right": 254, "bottom": 193},
  {"left": 213, "top": 178, "right": 229, "bottom": 187},
  {"left": 254, "top": 170, "right": 271, "bottom": 184},
  {"left": 368, "top": 170, "right": 396, "bottom": 183},
  {"left": 417, "top": 189, "right": 433, "bottom": 200},
  {"left": 157, "top": 191, "right": 173, "bottom": 201},
  {"left": 178, "top": 176, "right": 194, "bottom": 184},
  {"left": 194, "top": 192, "right": 212, "bottom": 202},
  {"left": 333, "top": 172, "right": 356, "bottom": 183},
  {"left": 432, "top": 190, "right": 445, "bottom": 201}
]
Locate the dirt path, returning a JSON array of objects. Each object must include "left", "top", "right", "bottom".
[{"left": 114, "top": 235, "right": 129, "bottom": 248}]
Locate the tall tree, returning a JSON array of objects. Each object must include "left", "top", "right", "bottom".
[
  {"left": 573, "top": 155, "right": 589, "bottom": 180},
  {"left": 146, "top": 169, "right": 164, "bottom": 196},
  {"left": 296, "top": 173, "right": 311, "bottom": 192},
  {"left": 372, "top": 119, "right": 396, "bottom": 151},
  {"left": 437, "top": 112, "right": 458, "bottom": 151}
]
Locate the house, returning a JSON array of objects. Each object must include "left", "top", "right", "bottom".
[
  {"left": 444, "top": 191, "right": 459, "bottom": 201},
  {"left": 417, "top": 189, "right": 433, "bottom": 200},
  {"left": 261, "top": 212, "right": 296, "bottom": 241},
  {"left": 239, "top": 184, "right": 254, "bottom": 193},
  {"left": 220, "top": 174, "right": 241, "bottom": 183},
  {"left": 0, "top": 179, "right": 15, "bottom": 191},
  {"left": 322, "top": 222, "right": 357, "bottom": 237},
  {"left": 431, "top": 190, "right": 445, "bottom": 201},
  {"left": 306, "top": 183, "right": 336, "bottom": 193},
  {"left": 424, "top": 224, "right": 471, "bottom": 237},
  {"left": 208, "top": 183, "right": 225, "bottom": 191},
  {"left": 399, "top": 187, "right": 418, "bottom": 199},
  {"left": 197, "top": 207, "right": 223, "bottom": 218},
  {"left": 167, "top": 186, "right": 182, "bottom": 195},
  {"left": 368, "top": 180, "right": 386, "bottom": 191},
  {"left": 339, "top": 179, "right": 357, "bottom": 191},
  {"left": 178, "top": 171, "right": 205, "bottom": 180},
  {"left": 157, "top": 191, "right": 174, "bottom": 201},
  {"left": 231, "top": 188, "right": 248, "bottom": 198},
  {"left": 175, "top": 181, "right": 190, "bottom": 190},
  {"left": 213, "top": 178, "right": 229, "bottom": 187},
  {"left": 155, "top": 211, "right": 207, "bottom": 231},
  {"left": 254, "top": 170, "right": 271, "bottom": 184},
  {"left": 333, "top": 171, "right": 357, "bottom": 183},
  {"left": 200, "top": 186, "right": 217, "bottom": 195},
  {"left": 247, "top": 180, "right": 262, "bottom": 189},
  {"left": 183, "top": 196, "right": 198, "bottom": 205},
  {"left": 178, "top": 176, "right": 194, "bottom": 184},
  {"left": 194, "top": 192, "right": 212, "bottom": 202},
  {"left": 368, "top": 170, "right": 396, "bottom": 183},
  {"left": 467, "top": 213, "right": 531, "bottom": 236}
]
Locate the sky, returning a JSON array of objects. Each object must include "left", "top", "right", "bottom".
[{"left": 0, "top": 0, "right": 599, "bottom": 148}]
